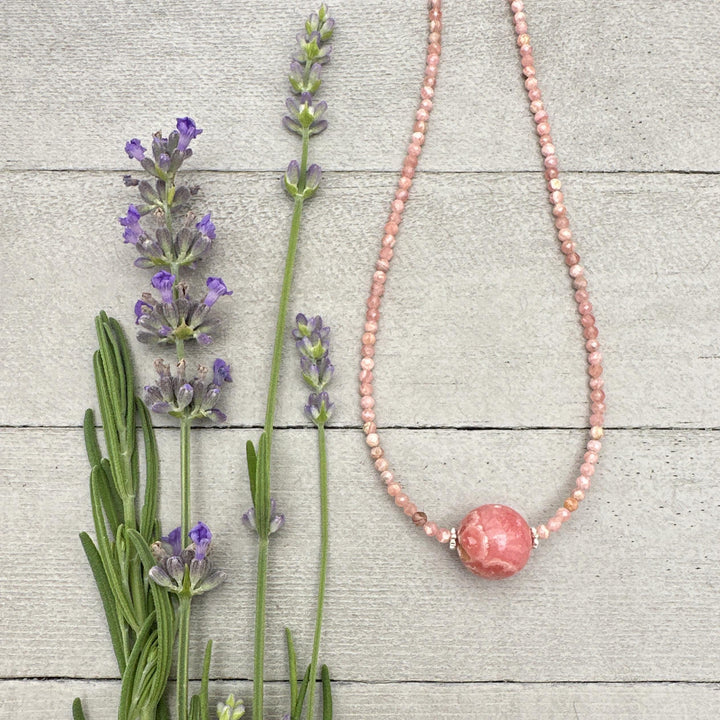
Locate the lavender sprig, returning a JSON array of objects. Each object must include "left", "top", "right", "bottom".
[{"left": 247, "top": 7, "right": 335, "bottom": 720}]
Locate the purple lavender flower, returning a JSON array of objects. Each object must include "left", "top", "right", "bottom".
[
  {"left": 151, "top": 271, "right": 176, "bottom": 303},
  {"left": 149, "top": 522, "right": 226, "bottom": 596},
  {"left": 125, "top": 138, "right": 146, "bottom": 161},
  {"left": 196, "top": 212, "right": 216, "bottom": 240},
  {"left": 176, "top": 117, "right": 203, "bottom": 152},
  {"left": 204, "top": 277, "right": 233, "bottom": 307},
  {"left": 242, "top": 498, "right": 285, "bottom": 535},
  {"left": 189, "top": 521, "right": 212, "bottom": 560},
  {"left": 119, "top": 204, "right": 145, "bottom": 244},
  {"left": 305, "top": 391, "right": 334, "bottom": 425},
  {"left": 213, "top": 358, "right": 233, "bottom": 385},
  {"left": 144, "top": 359, "right": 229, "bottom": 422},
  {"left": 300, "top": 355, "right": 334, "bottom": 391},
  {"left": 304, "top": 163, "right": 322, "bottom": 195}
]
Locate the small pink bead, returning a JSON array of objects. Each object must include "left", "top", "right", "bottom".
[
  {"left": 361, "top": 345, "right": 375, "bottom": 358},
  {"left": 542, "top": 145, "right": 557, "bottom": 159},
  {"left": 424, "top": 521, "right": 438, "bottom": 537},
  {"left": 565, "top": 253, "right": 580, "bottom": 266},
  {"left": 590, "top": 389, "right": 605, "bottom": 403},
  {"left": 387, "top": 483, "right": 402, "bottom": 497},
  {"left": 376, "top": 258, "right": 390, "bottom": 272},
  {"left": 395, "top": 493, "right": 409, "bottom": 508},
  {"left": 437, "top": 528, "right": 451, "bottom": 543},
  {"left": 373, "top": 272, "right": 386, "bottom": 285},
  {"left": 427, "top": 53, "right": 439, "bottom": 66},
  {"left": 412, "top": 131, "right": 425, "bottom": 146},
  {"left": 575, "top": 289, "right": 589, "bottom": 302},
  {"left": 552, "top": 202, "right": 566, "bottom": 217},
  {"left": 360, "top": 396, "right": 375, "bottom": 409},
  {"left": 547, "top": 518, "right": 561, "bottom": 532},
  {"left": 514, "top": 11, "right": 526, "bottom": 23},
  {"left": 522, "top": 65, "right": 535, "bottom": 78},
  {"left": 420, "top": 99, "right": 433, "bottom": 113},
  {"left": 573, "top": 489, "right": 585, "bottom": 501},
  {"left": 561, "top": 241, "right": 575, "bottom": 255},
  {"left": 577, "top": 475, "right": 591, "bottom": 490},
  {"left": 588, "top": 366, "right": 603, "bottom": 381},
  {"left": 404, "top": 502, "right": 418, "bottom": 516},
  {"left": 530, "top": 101, "right": 543, "bottom": 114},
  {"left": 407, "top": 143, "right": 421, "bottom": 158},
  {"left": 385, "top": 221, "right": 399, "bottom": 234},
  {"left": 362, "top": 332, "right": 376, "bottom": 346},
  {"left": 375, "top": 458, "right": 389, "bottom": 472},
  {"left": 425, "top": 64, "right": 438, "bottom": 79},
  {"left": 366, "top": 433, "right": 379, "bottom": 448},
  {"left": 391, "top": 199, "right": 404, "bottom": 214},
  {"left": 381, "top": 235, "right": 395, "bottom": 248},
  {"left": 381, "top": 471, "right": 394, "bottom": 484},
  {"left": 537, "top": 524, "right": 550, "bottom": 539},
  {"left": 515, "top": 22, "right": 528, "bottom": 35},
  {"left": 528, "top": 88, "right": 541, "bottom": 101},
  {"left": 578, "top": 301, "right": 593, "bottom": 315},
  {"left": 395, "top": 188, "right": 409, "bottom": 201},
  {"left": 360, "top": 383, "right": 373, "bottom": 396},
  {"left": 370, "top": 446, "right": 383, "bottom": 460},
  {"left": 569, "top": 264, "right": 584, "bottom": 278},
  {"left": 379, "top": 247, "right": 393, "bottom": 261},
  {"left": 580, "top": 463, "right": 596, "bottom": 477},
  {"left": 589, "top": 412, "right": 604, "bottom": 425},
  {"left": 549, "top": 178, "right": 563, "bottom": 191},
  {"left": 525, "top": 77, "right": 538, "bottom": 91},
  {"left": 546, "top": 168, "right": 560, "bottom": 181},
  {"left": 363, "top": 421, "right": 376, "bottom": 435},
  {"left": 590, "top": 426, "right": 604, "bottom": 440},
  {"left": 359, "top": 368, "right": 373, "bottom": 382},
  {"left": 428, "top": 31, "right": 440, "bottom": 44},
  {"left": 590, "top": 378, "right": 604, "bottom": 390},
  {"left": 584, "top": 451, "right": 599, "bottom": 465},
  {"left": 534, "top": 109, "right": 549, "bottom": 123},
  {"left": 367, "top": 295, "right": 380, "bottom": 309},
  {"left": 588, "top": 351, "right": 602, "bottom": 365},
  {"left": 421, "top": 85, "right": 434, "bottom": 100},
  {"left": 361, "top": 357, "right": 374, "bottom": 370},
  {"left": 544, "top": 155, "right": 559, "bottom": 169},
  {"left": 537, "top": 122, "right": 550, "bottom": 136},
  {"left": 586, "top": 339, "right": 600, "bottom": 353},
  {"left": 511, "top": 1, "right": 524, "bottom": 12},
  {"left": 584, "top": 325, "right": 599, "bottom": 339},
  {"left": 587, "top": 440, "right": 602, "bottom": 453},
  {"left": 416, "top": 109, "right": 429, "bottom": 122},
  {"left": 361, "top": 409, "right": 375, "bottom": 422},
  {"left": 557, "top": 508, "right": 571, "bottom": 521}
]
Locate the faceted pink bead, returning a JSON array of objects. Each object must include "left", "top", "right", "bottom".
[{"left": 457, "top": 504, "right": 533, "bottom": 579}]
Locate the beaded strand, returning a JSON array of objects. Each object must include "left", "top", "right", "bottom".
[{"left": 359, "top": 0, "right": 604, "bottom": 548}]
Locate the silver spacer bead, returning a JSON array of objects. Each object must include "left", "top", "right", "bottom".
[
  {"left": 449, "top": 527, "right": 457, "bottom": 551},
  {"left": 530, "top": 526, "right": 539, "bottom": 549}
]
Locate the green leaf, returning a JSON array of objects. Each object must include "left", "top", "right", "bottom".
[
  {"left": 72, "top": 698, "right": 87, "bottom": 720},
  {"left": 292, "top": 664, "right": 312, "bottom": 720},
  {"left": 118, "top": 611, "right": 157, "bottom": 720},
  {"left": 79, "top": 531, "right": 127, "bottom": 674},
  {"left": 285, "top": 627, "right": 299, "bottom": 711},
  {"left": 321, "top": 665, "right": 332, "bottom": 720},
  {"left": 90, "top": 468, "right": 140, "bottom": 631},
  {"left": 83, "top": 408, "right": 102, "bottom": 469},
  {"left": 189, "top": 695, "right": 201, "bottom": 720},
  {"left": 246, "top": 439, "right": 258, "bottom": 505},
  {"left": 200, "top": 639, "right": 213, "bottom": 720},
  {"left": 138, "top": 397, "right": 160, "bottom": 542}
]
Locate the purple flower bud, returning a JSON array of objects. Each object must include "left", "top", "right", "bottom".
[
  {"left": 162, "top": 526, "right": 183, "bottom": 556},
  {"left": 196, "top": 212, "right": 216, "bottom": 240},
  {"left": 305, "top": 391, "right": 334, "bottom": 425},
  {"left": 204, "top": 276, "right": 233, "bottom": 307},
  {"left": 242, "top": 506, "right": 257, "bottom": 531},
  {"left": 305, "top": 163, "right": 322, "bottom": 193},
  {"left": 189, "top": 521, "right": 212, "bottom": 560},
  {"left": 119, "top": 204, "right": 144, "bottom": 245},
  {"left": 286, "top": 160, "right": 300, "bottom": 186},
  {"left": 159, "top": 153, "right": 171, "bottom": 171},
  {"left": 213, "top": 358, "right": 233, "bottom": 385},
  {"left": 134, "top": 298, "right": 153, "bottom": 324},
  {"left": 125, "top": 138, "right": 146, "bottom": 161},
  {"left": 176, "top": 383, "right": 194, "bottom": 409},
  {"left": 176, "top": 116, "right": 203, "bottom": 152},
  {"left": 151, "top": 271, "right": 176, "bottom": 303}
]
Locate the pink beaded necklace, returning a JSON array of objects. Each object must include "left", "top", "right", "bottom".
[{"left": 359, "top": 0, "right": 605, "bottom": 579}]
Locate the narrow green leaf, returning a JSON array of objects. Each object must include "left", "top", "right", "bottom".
[
  {"left": 126, "top": 527, "right": 156, "bottom": 570},
  {"left": 72, "top": 698, "right": 87, "bottom": 720},
  {"left": 321, "top": 665, "right": 332, "bottom": 720},
  {"left": 108, "top": 316, "right": 136, "bottom": 448},
  {"left": 246, "top": 439, "right": 258, "bottom": 504},
  {"left": 83, "top": 408, "right": 102, "bottom": 469},
  {"left": 96, "top": 470, "right": 122, "bottom": 535},
  {"left": 90, "top": 469, "right": 139, "bottom": 631},
  {"left": 93, "top": 350, "right": 124, "bottom": 496},
  {"left": 200, "top": 639, "right": 212, "bottom": 720},
  {"left": 79, "top": 531, "right": 127, "bottom": 674},
  {"left": 292, "top": 664, "right": 312, "bottom": 720},
  {"left": 118, "top": 611, "right": 157, "bottom": 720},
  {"left": 189, "top": 694, "right": 201, "bottom": 720},
  {"left": 157, "top": 698, "right": 171, "bottom": 720},
  {"left": 138, "top": 397, "right": 160, "bottom": 542},
  {"left": 102, "top": 318, "right": 128, "bottom": 424},
  {"left": 95, "top": 314, "right": 124, "bottom": 437},
  {"left": 285, "top": 626, "right": 299, "bottom": 711}
]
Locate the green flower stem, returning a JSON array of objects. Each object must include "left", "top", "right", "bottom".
[
  {"left": 176, "top": 593, "right": 192, "bottom": 720},
  {"left": 305, "top": 422, "right": 329, "bottom": 720},
  {"left": 180, "top": 417, "right": 191, "bottom": 541},
  {"left": 255, "top": 131, "right": 311, "bottom": 720},
  {"left": 263, "top": 193, "right": 305, "bottom": 441},
  {"left": 253, "top": 535, "right": 269, "bottom": 720}
]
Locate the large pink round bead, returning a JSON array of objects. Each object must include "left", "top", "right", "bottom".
[{"left": 457, "top": 504, "right": 533, "bottom": 579}]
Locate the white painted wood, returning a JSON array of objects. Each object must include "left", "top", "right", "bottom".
[
  {"left": 0, "top": 2, "right": 717, "bottom": 173},
  {"left": 4, "top": 171, "right": 720, "bottom": 428},
  {"left": 4, "top": 680, "right": 720, "bottom": 720},
  {"left": 1, "top": 427, "right": 718, "bottom": 685}
]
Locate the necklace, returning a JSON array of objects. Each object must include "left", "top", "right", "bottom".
[{"left": 358, "top": 0, "right": 605, "bottom": 579}]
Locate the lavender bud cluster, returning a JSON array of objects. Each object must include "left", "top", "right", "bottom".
[
  {"left": 282, "top": 4, "right": 334, "bottom": 200},
  {"left": 293, "top": 314, "right": 335, "bottom": 426},
  {"left": 120, "top": 117, "right": 233, "bottom": 422},
  {"left": 242, "top": 497, "right": 285, "bottom": 535},
  {"left": 149, "top": 522, "right": 226, "bottom": 596}
]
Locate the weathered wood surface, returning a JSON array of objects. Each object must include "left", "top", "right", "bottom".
[
  {"left": 2, "top": 0, "right": 719, "bottom": 717},
  {"left": 5, "top": 171, "right": 720, "bottom": 428},
  {"left": 3, "top": 680, "right": 720, "bottom": 720}
]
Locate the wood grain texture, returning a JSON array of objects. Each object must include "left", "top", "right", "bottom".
[
  {"left": 1, "top": 1, "right": 718, "bottom": 172},
  {"left": 4, "top": 171, "right": 720, "bottom": 428},
  {"left": 4, "top": 680, "right": 720, "bottom": 720},
  {"left": 1, "top": 427, "right": 718, "bottom": 684},
  {"left": 2, "top": 0, "right": 719, "bottom": 716}
]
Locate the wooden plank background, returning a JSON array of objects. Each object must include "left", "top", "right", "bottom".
[{"left": 2, "top": 0, "right": 719, "bottom": 718}]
